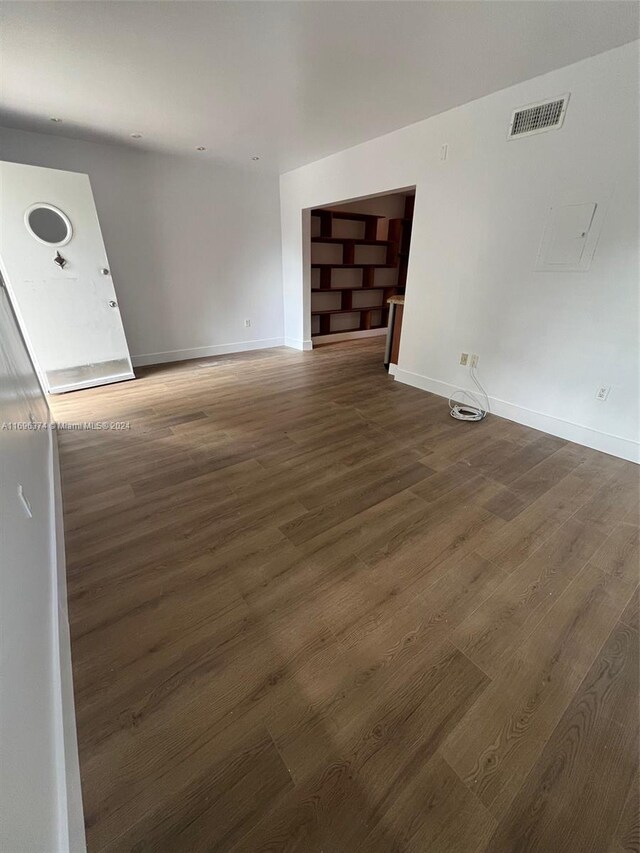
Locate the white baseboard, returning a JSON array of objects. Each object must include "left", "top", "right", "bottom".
[
  {"left": 312, "top": 328, "right": 387, "bottom": 346},
  {"left": 394, "top": 367, "right": 640, "bottom": 464},
  {"left": 49, "top": 372, "right": 135, "bottom": 395},
  {"left": 388, "top": 363, "right": 398, "bottom": 376},
  {"left": 131, "top": 338, "right": 285, "bottom": 367},
  {"left": 284, "top": 337, "right": 313, "bottom": 351}
]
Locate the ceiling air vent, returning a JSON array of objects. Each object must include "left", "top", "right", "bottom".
[{"left": 508, "top": 94, "right": 569, "bottom": 139}]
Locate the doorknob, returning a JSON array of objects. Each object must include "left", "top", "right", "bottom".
[
  {"left": 101, "top": 268, "right": 110, "bottom": 275},
  {"left": 108, "top": 300, "right": 118, "bottom": 308}
]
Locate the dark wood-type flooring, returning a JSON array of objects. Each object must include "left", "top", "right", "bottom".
[{"left": 51, "top": 338, "right": 640, "bottom": 853}]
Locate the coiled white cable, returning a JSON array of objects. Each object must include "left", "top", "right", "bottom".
[{"left": 449, "top": 364, "right": 490, "bottom": 421}]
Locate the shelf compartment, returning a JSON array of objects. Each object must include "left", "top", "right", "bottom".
[
  {"left": 311, "top": 263, "right": 397, "bottom": 269},
  {"left": 311, "top": 209, "right": 381, "bottom": 240},
  {"left": 311, "top": 210, "right": 383, "bottom": 222},
  {"left": 311, "top": 286, "right": 392, "bottom": 291},
  {"left": 312, "top": 323, "right": 386, "bottom": 338},
  {"left": 311, "top": 237, "right": 392, "bottom": 247},
  {"left": 311, "top": 308, "right": 381, "bottom": 316}
]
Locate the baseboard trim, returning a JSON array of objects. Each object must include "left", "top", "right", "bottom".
[
  {"left": 284, "top": 338, "right": 313, "bottom": 351},
  {"left": 49, "top": 372, "right": 135, "bottom": 395},
  {"left": 131, "top": 338, "right": 285, "bottom": 367},
  {"left": 394, "top": 367, "right": 639, "bottom": 464}
]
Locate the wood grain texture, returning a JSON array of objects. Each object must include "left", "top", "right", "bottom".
[
  {"left": 483, "top": 618, "right": 639, "bottom": 853},
  {"left": 452, "top": 517, "right": 608, "bottom": 677},
  {"left": 621, "top": 585, "right": 640, "bottom": 632},
  {"left": 441, "top": 524, "right": 639, "bottom": 819},
  {"left": 50, "top": 338, "right": 640, "bottom": 852}
]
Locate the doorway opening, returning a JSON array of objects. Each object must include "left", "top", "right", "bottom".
[{"left": 309, "top": 188, "right": 415, "bottom": 350}]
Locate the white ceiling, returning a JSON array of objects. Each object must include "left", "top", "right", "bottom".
[{"left": 0, "top": 2, "right": 637, "bottom": 173}]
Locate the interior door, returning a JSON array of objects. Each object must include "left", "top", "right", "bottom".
[{"left": 0, "top": 160, "right": 134, "bottom": 393}]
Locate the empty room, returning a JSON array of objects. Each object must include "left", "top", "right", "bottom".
[{"left": 1, "top": 2, "right": 639, "bottom": 852}]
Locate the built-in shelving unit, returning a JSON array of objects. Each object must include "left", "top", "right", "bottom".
[{"left": 310, "top": 198, "right": 413, "bottom": 341}]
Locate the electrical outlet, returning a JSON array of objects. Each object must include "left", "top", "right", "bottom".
[
  {"left": 470, "top": 354, "right": 479, "bottom": 369},
  {"left": 244, "top": 319, "right": 251, "bottom": 328},
  {"left": 595, "top": 385, "right": 610, "bottom": 401},
  {"left": 459, "top": 353, "right": 469, "bottom": 366}
]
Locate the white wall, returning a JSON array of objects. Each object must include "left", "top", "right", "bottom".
[
  {"left": 280, "top": 42, "right": 640, "bottom": 462},
  {"left": 0, "top": 127, "right": 284, "bottom": 365},
  {"left": 0, "top": 281, "right": 85, "bottom": 851}
]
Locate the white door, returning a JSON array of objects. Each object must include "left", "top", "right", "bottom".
[{"left": 0, "top": 160, "right": 134, "bottom": 393}]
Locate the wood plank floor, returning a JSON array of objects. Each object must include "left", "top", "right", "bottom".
[{"left": 50, "top": 338, "right": 639, "bottom": 853}]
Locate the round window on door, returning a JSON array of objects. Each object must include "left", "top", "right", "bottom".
[{"left": 24, "top": 203, "right": 73, "bottom": 246}]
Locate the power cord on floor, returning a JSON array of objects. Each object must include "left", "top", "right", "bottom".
[{"left": 449, "top": 363, "right": 490, "bottom": 421}]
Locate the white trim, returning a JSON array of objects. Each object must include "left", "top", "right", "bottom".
[
  {"left": 312, "top": 328, "right": 388, "bottom": 346},
  {"left": 284, "top": 337, "right": 313, "bottom": 351},
  {"left": 394, "top": 367, "right": 640, "bottom": 464},
  {"left": 49, "top": 435, "right": 86, "bottom": 853},
  {"left": 131, "top": 337, "right": 285, "bottom": 367},
  {"left": 388, "top": 363, "right": 398, "bottom": 376},
  {"left": 49, "top": 372, "right": 135, "bottom": 395},
  {"left": 49, "top": 432, "right": 68, "bottom": 852}
]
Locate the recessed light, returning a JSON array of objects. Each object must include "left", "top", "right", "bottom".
[
  {"left": 251, "top": 156, "right": 260, "bottom": 161},
  {"left": 50, "top": 117, "right": 62, "bottom": 123},
  {"left": 130, "top": 132, "right": 143, "bottom": 139},
  {"left": 196, "top": 146, "right": 207, "bottom": 151}
]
